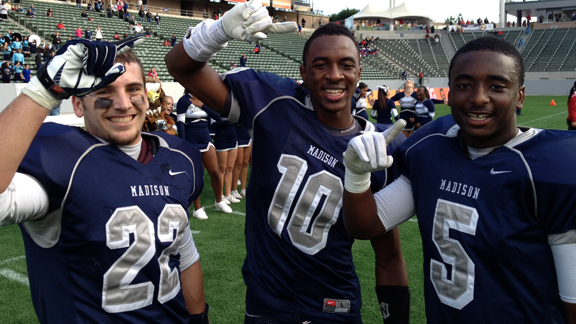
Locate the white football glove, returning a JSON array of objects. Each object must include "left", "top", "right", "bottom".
[
  {"left": 343, "top": 120, "right": 406, "bottom": 193},
  {"left": 182, "top": 0, "right": 297, "bottom": 62},
  {"left": 22, "top": 36, "right": 144, "bottom": 110}
]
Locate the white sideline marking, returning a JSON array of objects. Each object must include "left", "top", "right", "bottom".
[
  {"left": 0, "top": 268, "right": 29, "bottom": 286},
  {"left": 408, "top": 219, "right": 418, "bottom": 223},
  {"left": 0, "top": 255, "right": 25, "bottom": 266},
  {"left": 191, "top": 230, "right": 201, "bottom": 235},
  {"left": 517, "top": 111, "right": 565, "bottom": 126}
]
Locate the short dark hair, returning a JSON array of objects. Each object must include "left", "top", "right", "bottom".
[
  {"left": 449, "top": 37, "right": 524, "bottom": 87},
  {"left": 302, "top": 23, "right": 357, "bottom": 66},
  {"left": 115, "top": 50, "right": 145, "bottom": 84},
  {"left": 358, "top": 82, "right": 368, "bottom": 89}
]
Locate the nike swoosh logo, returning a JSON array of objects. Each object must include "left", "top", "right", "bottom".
[
  {"left": 490, "top": 168, "right": 511, "bottom": 175},
  {"left": 169, "top": 170, "right": 187, "bottom": 176}
]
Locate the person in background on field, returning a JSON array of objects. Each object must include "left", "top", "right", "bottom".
[
  {"left": 371, "top": 85, "right": 398, "bottom": 126},
  {"left": 413, "top": 85, "right": 435, "bottom": 129},
  {"left": 391, "top": 79, "right": 418, "bottom": 135},
  {"left": 353, "top": 82, "right": 370, "bottom": 119},
  {"left": 175, "top": 92, "right": 230, "bottom": 217},
  {"left": 568, "top": 81, "right": 576, "bottom": 130}
]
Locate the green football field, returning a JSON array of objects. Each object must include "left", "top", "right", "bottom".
[{"left": 0, "top": 95, "right": 569, "bottom": 323}]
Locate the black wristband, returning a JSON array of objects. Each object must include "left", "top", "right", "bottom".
[
  {"left": 188, "top": 303, "right": 210, "bottom": 324},
  {"left": 376, "top": 285, "right": 410, "bottom": 324}
]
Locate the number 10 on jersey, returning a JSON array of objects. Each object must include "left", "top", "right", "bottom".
[{"left": 267, "top": 154, "right": 343, "bottom": 255}]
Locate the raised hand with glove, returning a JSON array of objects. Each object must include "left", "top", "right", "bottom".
[
  {"left": 343, "top": 120, "right": 407, "bottom": 194},
  {"left": 182, "top": 0, "right": 297, "bottom": 62},
  {"left": 22, "top": 36, "right": 144, "bottom": 110}
]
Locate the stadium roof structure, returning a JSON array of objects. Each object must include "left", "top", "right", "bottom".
[{"left": 353, "top": 2, "right": 430, "bottom": 20}]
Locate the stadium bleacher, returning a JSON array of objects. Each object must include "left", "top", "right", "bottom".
[{"left": 0, "top": 0, "right": 574, "bottom": 83}]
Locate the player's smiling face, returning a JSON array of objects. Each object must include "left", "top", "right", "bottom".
[
  {"left": 73, "top": 63, "right": 148, "bottom": 146},
  {"left": 300, "top": 35, "right": 361, "bottom": 126},
  {"left": 448, "top": 50, "right": 524, "bottom": 149}
]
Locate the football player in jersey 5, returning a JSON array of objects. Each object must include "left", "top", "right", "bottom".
[
  {"left": 342, "top": 37, "right": 576, "bottom": 323},
  {"left": 165, "top": 0, "right": 410, "bottom": 322},
  {"left": 0, "top": 38, "right": 209, "bottom": 323}
]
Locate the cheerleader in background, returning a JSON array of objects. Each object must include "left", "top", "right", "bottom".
[
  {"left": 176, "top": 92, "right": 232, "bottom": 217},
  {"left": 371, "top": 85, "right": 398, "bottom": 127},
  {"left": 231, "top": 123, "right": 251, "bottom": 199}
]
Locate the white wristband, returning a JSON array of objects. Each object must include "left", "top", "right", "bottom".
[
  {"left": 21, "top": 76, "right": 62, "bottom": 111},
  {"left": 344, "top": 168, "right": 371, "bottom": 194},
  {"left": 183, "top": 20, "right": 232, "bottom": 62}
]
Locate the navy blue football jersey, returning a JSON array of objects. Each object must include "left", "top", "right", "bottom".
[
  {"left": 399, "top": 115, "right": 576, "bottom": 323},
  {"left": 17, "top": 123, "right": 204, "bottom": 323},
  {"left": 223, "top": 68, "right": 401, "bottom": 323}
]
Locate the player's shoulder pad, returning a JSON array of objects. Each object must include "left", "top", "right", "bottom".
[
  {"left": 401, "top": 115, "right": 457, "bottom": 151},
  {"left": 222, "top": 68, "right": 303, "bottom": 99},
  {"left": 18, "top": 123, "right": 102, "bottom": 200},
  {"left": 515, "top": 128, "right": 576, "bottom": 152}
]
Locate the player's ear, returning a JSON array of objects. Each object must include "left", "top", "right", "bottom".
[
  {"left": 299, "top": 64, "right": 306, "bottom": 82},
  {"left": 357, "top": 65, "right": 362, "bottom": 83},
  {"left": 447, "top": 86, "right": 451, "bottom": 107},
  {"left": 72, "top": 96, "right": 85, "bottom": 118},
  {"left": 516, "top": 85, "right": 525, "bottom": 109}
]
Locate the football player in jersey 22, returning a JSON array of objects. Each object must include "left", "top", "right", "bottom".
[
  {"left": 165, "top": 0, "right": 410, "bottom": 323},
  {"left": 342, "top": 36, "right": 576, "bottom": 323},
  {"left": 0, "top": 37, "right": 209, "bottom": 323}
]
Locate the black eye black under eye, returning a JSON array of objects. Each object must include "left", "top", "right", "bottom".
[{"left": 94, "top": 98, "right": 113, "bottom": 109}]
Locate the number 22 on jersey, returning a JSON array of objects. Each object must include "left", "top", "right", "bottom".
[
  {"left": 103, "top": 204, "right": 187, "bottom": 313},
  {"left": 267, "top": 154, "right": 343, "bottom": 255}
]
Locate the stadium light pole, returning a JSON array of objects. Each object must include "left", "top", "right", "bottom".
[{"left": 499, "top": 0, "right": 506, "bottom": 27}]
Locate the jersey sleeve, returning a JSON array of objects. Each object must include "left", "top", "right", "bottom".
[
  {"left": 222, "top": 68, "right": 304, "bottom": 130},
  {"left": 390, "top": 92, "right": 405, "bottom": 102},
  {"left": 200, "top": 104, "right": 222, "bottom": 122},
  {"left": 373, "top": 175, "right": 416, "bottom": 231},
  {"left": 178, "top": 226, "right": 200, "bottom": 270},
  {"left": 387, "top": 100, "right": 399, "bottom": 118},
  {"left": 0, "top": 173, "right": 49, "bottom": 226}
]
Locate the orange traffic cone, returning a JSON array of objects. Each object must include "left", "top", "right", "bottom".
[{"left": 550, "top": 99, "right": 557, "bottom": 106}]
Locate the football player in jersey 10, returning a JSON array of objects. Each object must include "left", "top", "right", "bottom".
[
  {"left": 0, "top": 37, "right": 210, "bottom": 323},
  {"left": 342, "top": 36, "right": 576, "bottom": 323},
  {"left": 165, "top": 0, "right": 410, "bottom": 322}
]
